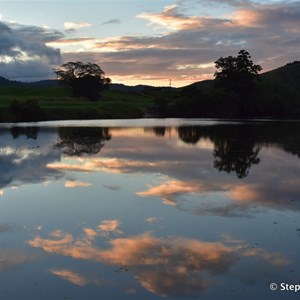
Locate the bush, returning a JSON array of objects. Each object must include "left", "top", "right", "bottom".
[{"left": 9, "top": 99, "right": 46, "bottom": 122}]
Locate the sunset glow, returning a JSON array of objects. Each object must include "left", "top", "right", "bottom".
[{"left": 0, "top": 1, "right": 299, "bottom": 85}]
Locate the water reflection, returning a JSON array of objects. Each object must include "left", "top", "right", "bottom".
[
  {"left": 213, "top": 138, "right": 260, "bottom": 179},
  {"left": 10, "top": 126, "right": 39, "bottom": 140},
  {"left": 0, "top": 120, "right": 300, "bottom": 299},
  {"left": 0, "top": 128, "right": 61, "bottom": 189},
  {"left": 177, "top": 123, "right": 300, "bottom": 178},
  {"left": 28, "top": 222, "right": 288, "bottom": 298},
  {"left": 178, "top": 126, "right": 202, "bottom": 144},
  {"left": 55, "top": 127, "right": 111, "bottom": 156},
  {"left": 152, "top": 126, "right": 166, "bottom": 137}
]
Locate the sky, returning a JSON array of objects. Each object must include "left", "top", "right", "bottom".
[{"left": 0, "top": 0, "right": 300, "bottom": 87}]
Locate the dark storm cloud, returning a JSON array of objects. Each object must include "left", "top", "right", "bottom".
[
  {"left": 0, "top": 60, "right": 57, "bottom": 82},
  {"left": 0, "top": 21, "right": 62, "bottom": 80}
]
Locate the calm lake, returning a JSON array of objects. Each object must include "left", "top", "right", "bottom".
[{"left": 0, "top": 119, "right": 299, "bottom": 300}]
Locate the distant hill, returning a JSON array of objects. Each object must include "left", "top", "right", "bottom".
[
  {"left": 260, "top": 61, "right": 300, "bottom": 91},
  {"left": 183, "top": 60, "right": 300, "bottom": 91},
  {"left": 1, "top": 60, "right": 300, "bottom": 92},
  {"left": 156, "top": 60, "right": 300, "bottom": 119},
  {"left": 0, "top": 76, "right": 22, "bottom": 87},
  {"left": 181, "top": 79, "right": 214, "bottom": 91},
  {"left": 0, "top": 77, "right": 59, "bottom": 88},
  {"left": 25, "top": 79, "right": 59, "bottom": 87},
  {"left": 109, "top": 83, "right": 172, "bottom": 92},
  {"left": 0, "top": 76, "right": 172, "bottom": 92}
]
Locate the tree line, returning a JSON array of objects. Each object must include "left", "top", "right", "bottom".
[{"left": 50, "top": 51, "right": 300, "bottom": 118}]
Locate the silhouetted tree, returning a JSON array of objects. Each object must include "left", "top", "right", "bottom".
[
  {"left": 214, "top": 50, "right": 262, "bottom": 116},
  {"left": 9, "top": 99, "right": 46, "bottom": 122},
  {"left": 54, "top": 62, "right": 111, "bottom": 101},
  {"left": 214, "top": 50, "right": 262, "bottom": 90}
]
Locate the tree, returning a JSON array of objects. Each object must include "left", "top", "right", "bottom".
[
  {"left": 214, "top": 50, "right": 262, "bottom": 95},
  {"left": 54, "top": 61, "right": 111, "bottom": 101}
]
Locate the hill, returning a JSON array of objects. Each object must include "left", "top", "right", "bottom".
[
  {"left": 155, "top": 61, "right": 300, "bottom": 119},
  {"left": 182, "top": 79, "right": 214, "bottom": 91},
  {"left": 1, "top": 60, "right": 300, "bottom": 92},
  {"left": 184, "top": 61, "right": 300, "bottom": 92},
  {"left": 0, "top": 76, "right": 22, "bottom": 87},
  {"left": 262, "top": 61, "right": 300, "bottom": 82},
  {"left": 259, "top": 61, "right": 300, "bottom": 93},
  {"left": 0, "top": 76, "right": 171, "bottom": 92},
  {"left": 1, "top": 61, "right": 300, "bottom": 121}
]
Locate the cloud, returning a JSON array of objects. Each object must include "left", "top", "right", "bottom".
[
  {"left": 138, "top": 180, "right": 203, "bottom": 197},
  {"left": 137, "top": 180, "right": 226, "bottom": 205},
  {"left": 46, "top": 37, "right": 95, "bottom": 47},
  {"left": 230, "top": 3, "right": 300, "bottom": 29},
  {"left": 61, "top": 1, "right": 300, "bottom": 86},
  {"left": 64, "top": 180, "right": 92, "bottom": 188},
  {"left": 64, "top": 22, "right": 92, "bottom": 31},
  {"left": 144, "top": 217, "right": 160, "bottom": 224},
  {"left": 195, "top": 0, "right": 254, "bottom": 8},
  {"left": 102, "top": 18, "right": 121, "bottom": 25},
  {"left": 49, "top": 269, "right": 89, "bottom": 286},
  {"left": 0, "top": 21, "right": 62, "bottom": 81},
  {"left": 0, "top": 249, "right": 37, "bottom": 272},
  {"left": 137, "top": 176, "right": 300, "bottom": 218},
  {"left": 137, "top": 4, "right": 207, "bottom": 31},
  {"left": 0, "top": 136, "right": 63, "bottom": 189},
  {"left": 98, "top": 220, "right": 123, "bottom": 236},
  {"left": 49, "top": 268, "right": 106, "bottom": 287},
  {"left": 47, "top": 157, "right": 158, "bottom": 174},
  {"left": 28, "top": 224, "right": 289, "bottom": 298},
  {"left": 83, "top": 227, "right": 98, "bottom": 241},
  {"left": 1, "top": 1, "right": 300, "bottom": 85},
  {"left": 102, "top": 184, "right": 120, "bottom": 191}
]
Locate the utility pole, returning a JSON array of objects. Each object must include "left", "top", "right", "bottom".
[{"left": 169, "top": 79, "right": 172, "bottom": 88}]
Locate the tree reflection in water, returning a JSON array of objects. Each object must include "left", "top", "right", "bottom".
[
  {"left": 152, "top": 127, "right": 166, "bottom": 137},
  {"left": 177, "top": 126, "right": 202, "bottom": 144},
  {"left": 213, "top": 139, "right": 260, "bottom": 179},
  {"left": 55, "top": 127, "right": 111, "bottom": 156},
  {"left": 177, "top": 125, "right": 261, "bottom": 178},
  {"left": 10, "top": 126, "right": 39, "bottom": 140}
]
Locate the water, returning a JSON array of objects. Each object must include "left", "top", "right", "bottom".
[{"left": 0, "top": 119, "right": 299, "bottom": 300}]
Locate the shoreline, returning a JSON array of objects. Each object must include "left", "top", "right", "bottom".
[{"left": 1, "top": 117, "right": 300, "bottom": 128}]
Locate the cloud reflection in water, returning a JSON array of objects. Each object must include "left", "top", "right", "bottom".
[{"left": 28, "top": 222, "right": 289, "bottom": 298}]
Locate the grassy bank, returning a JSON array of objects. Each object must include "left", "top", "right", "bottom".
[{"left": 0, "top": 86, "right": 155, "bottom": 122}]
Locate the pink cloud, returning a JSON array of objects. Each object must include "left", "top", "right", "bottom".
[
  {"left": 49, "top": 269, "right": 89, "bottom": 286},
  {"left": 137, "top": 4, "right": 205, "bottom": 31},
  {"left": 65, "top": 180, "right": 92, "bottom": 188}
]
